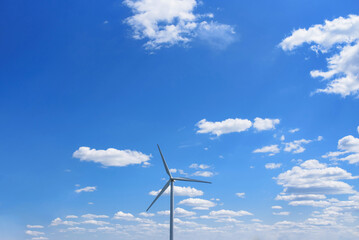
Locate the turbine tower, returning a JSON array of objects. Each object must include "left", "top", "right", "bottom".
[{"left": 146, "top": 145, "right": 211, "bottom": 240}]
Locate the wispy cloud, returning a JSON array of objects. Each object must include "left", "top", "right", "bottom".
[
  {"left": 280, "top": 15, "right": 359, "bottom": 97},
  {"left": 75, "top": 186, "right": 97, "bottom": 193},
  {"left": 123, "top": 0, "right": 235, "bottom": 50},
  {"left": 73, "top": 147, "right": 151, "bottom": 167}
]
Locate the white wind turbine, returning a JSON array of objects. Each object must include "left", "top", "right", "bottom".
[{"left": 146, "top": 145, "right": 211, "bottom": 240}]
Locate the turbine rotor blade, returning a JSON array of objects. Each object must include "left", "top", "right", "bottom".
[
  {"left": 173, "top": 177, "right": 211, "bottom": 184},
  {"left": 146, "top": 180, "right": 171, "bottom": 212},
  {"left": 157, "top": 144, "right": 172, "bottom": 178}
]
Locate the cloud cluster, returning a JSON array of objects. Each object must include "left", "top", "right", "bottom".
[
  {"left": 149, "top": 186, "right": 203, "bottom": 197},
  {"left": 189, "top": 163, "right": 210, "bottom": 169},
  {"left": 178, "top": 198, "right": 216, "bottom": 210},
  {"left": 253, "top": 145, "right": 280, "bottom": 156},
  {"left": 75, "top": 186, "right": 97, "bottom": 193},
  {"left": 192, "top": 171, "right": 214, "bottom": 177},
  {"left": 275, "top": 159, "right": 358, "bottom": 207},
  {"left": 123, "top": 0, "right": 235, "bottom": 49},
  {"left": 73, "top": 147, "right": 151, "bottom": 167},
  {"left": 323, "top": 134, "right": 359, "bottom": 164},
  {"left": 265, "top": 163, "right": 282, "bottom": 169},
  {"left": 196, "top": 117, "right": 280, "bottom": 136},
  {"left": 254, "top": 136, "right": 322, "bottom": 156},
  {"left": 280, "top": 14, "right": 359, "bottom": 97},
  {"left": 157, "top": 207, "right": 196, "bottom": 217}
]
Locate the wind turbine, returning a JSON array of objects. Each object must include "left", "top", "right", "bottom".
[{"left": 146, "top": 145, "right": 211, "bottom": 240}]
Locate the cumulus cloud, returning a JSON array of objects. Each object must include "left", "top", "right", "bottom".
[
  {"left": 113, "top": 211, "right": 142, "bottom": 222},
  {"left": 272, "top": 206, "right": 282, "bottom": 209},
  {"left": 192, "top": 171, "right": 214, "bottom": 177},
  {"left": 158, "top": 207, "right": 196, "bottom": 217},
  {"left": 196, "top": 118, "right": 252, "bottom": 136},
  {"left": 289, "top": 200, "right": 331, "bottom": 208},
  {"left": 82, "top": 220, "right": 110, "bottom": 226},
  {"left": 275, "top": 159, "right": 358, "bottom": 205},
  {"left": 273, "top": 211, "right": 290, "bottom": 216},
  {"left": 280, "top": 14, "right": 359, "bottom": 97},
  {"left": 289, "top": 128, "right": 300, "bottom": 133},
  {"left": 253, "top": 145, "right": 280, "bottom": 156},
  {"left": 209, "top": 209, "right": 253, "bottom": 217},
  {"left": 149, "top": 186, "right": 203, "bottom": 197},
  {"left": 265, "top": 163, "right": 282, "bottom": 169},
  {"left": 81, "top": 214, "right": 109, "bottom": 219},
  {"left": 196, "top": 117, "right": 281, "bottom": 137},
  {"left": 50, "top": 218, "right": 78, "bottom": 226},
  {"left": 323, "top": 135, "right": 359, "bottom": 164},
  {"left": 178, "top": 198, "right": 216, "bottom": 210},
  {"left": 25, "top": 230, "right": 45, "bottom": 236},
  {"left": 189, "top": 164, "right": 210, "bottom": 169},
  {"left": 26, "top": 225, "right": 44, "bottom": 229},
  {"left": 123, "top": 0, "right": 235, "bottom": 50},
  {"left": 253, "top": 118, "right": 280, "bottom": 131},
  {"left": 283, "top": 138, "right": 316, "bottom": 154},
  {"left": 276, "top": 194, "right": 327, "bottom": 201},
  {"left": 75, "top": 186, "right": 96, "bottom": 193},
  {"left": 196, "top": 21, "right": 235, "bottom": 49},
  {"left": 139, "top": 212, "right": 155, "bottom": 217},
  {"left": 236, "top": 192, "right": 245, "bottom": 198},
  {"left": 73, "top": 147, "right": 151, "bottom": 167}
]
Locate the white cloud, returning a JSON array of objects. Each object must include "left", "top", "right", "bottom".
[
  {"left": 323, "top": 135, "right": 359, "bottom": 164},
  {"left": 357, "top": 125, "right": 359, "bottom": 134},
  {"left": 273, "top": 211, "right": 290, "bottom": 216},
  {"left": 25, "top": 230, "right": 44, "bottom": 236},
  {"left": 82, "top": 220, "right": 110, "bottom": 226},
  {"left": 174, "top": 207, "right": 196, "bottom": 217},
  {"left": 124, "top": 0, "right": 234, "bottom": 50},
  {"left": 31, "top": 237, "right": 48, "bottom": 240},
  {"left": 50, "top": 218, "right": 78, "bottom": 226},
  {"left": 192, "top": 171, "right": 214, "bottom": 177},
  {"left": 157, "top": 210, "right": 170, "bottom": 215},
  {"left": 236, "top": 192, "right": 245, "bottom": 198},
  {"left": 139, "top": 212, "right": 155, "bottom": 217},
  {"left": 275, "top": 160, "right": 358, "bottom": 202},
  {"left": 283, "top": 139, "right": 312, "bottom": 154},
  {"left": 280, "top": 15, "right": 359, "bottom": 97},
  {"left": 272, "top": 206, "right": 282, "bottom": 209},
  {"left": 280, "top": 135, "right": 285, "bottom": 141},
  {"left": 113, "top": 211, "right": 139, "bottom": 221},
  {"left": 196, "top": 118, "right": 252, "bottom": 136},
  {"left": 196, "top": 21, "right": 235, "bottom": 49},
  {"left": 209, "top": 209, "right": 253, "bottom": 217},
  {"left": 170, "top": 168, "right": 177, "bottom": 173},
  {"left": 149, "top": 186, "right": 203, "bottom": 197},
  {"left": 253, "top": 118, "right": 280, "bottom": 131},
  {"left": 158, "top": 207, "right": 196, "bottom": 217},
  {"left": 253, "top": 145, "right": 280, "bottom": 156},
  {"left": 73, "top": 147, "right": 151, "bottom": 167},
  {"left": 265, "top": 163, "right": 282, "bottom": 169},
  {"left": 289, "top": 200, "right": 331, "bottom": 208},
  {"left": 289, "top": 128, "right": 300, "bottom": 133},
  {"left": 275, "top": 194, "right": 327, "bottom": 201},
  {"left": 75, "top": 186, "right": 97, "bottom": 193},
  {"left": 65, "top": 215, "right": 78, "bottom": 219},
  {"left": 189, "top": 163, "right": 210, "bottom": 169},
  {"left": 81, "top": 214, "right": 109, "bottom": 219},
  {"left": 26, "top": 225, "right": 44, "bottom": 229},
  {"left": 178, "top": 198, "right": 216, "bottom": 210}
]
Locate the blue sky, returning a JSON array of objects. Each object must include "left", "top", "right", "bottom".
[{"left": 1, "top": 0, "right": 359, "bottom": 239}]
